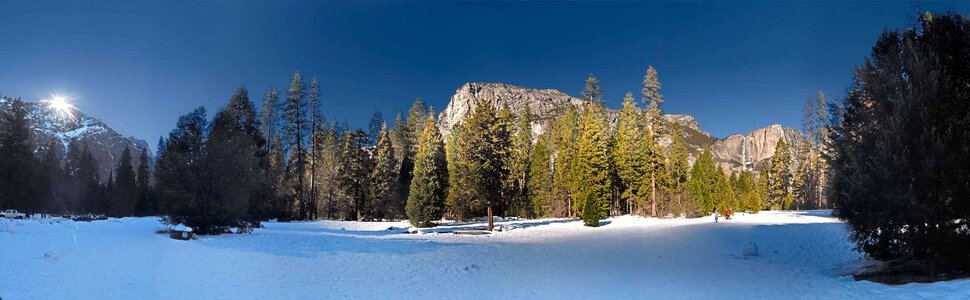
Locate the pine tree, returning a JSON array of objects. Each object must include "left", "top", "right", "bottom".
[
  {"left": 260, "top": 87, "right": 280, "bottom": 151},
  {"left": 507, "top": 105, "right": 533, "bottom": 218},
  {"left": 134, "top": 148, "right": 155, "bottom": 216},
  {"left": 551, "top": 105, "right": 580, "bottom": 217},
  {"left": 446, "top": 101, "right": 510, "bottom": 230},
  {"left": 615, "top": 92, "right": 647, "bottom": 215},
  {"left": 641, "top": 65, "right": 666, "bottom": 216},
  {"left": 338, "top": 129, "right": 373, "bottom": 220},
  {"left": 156, "top": 107, "right": 208, "bottom": 228},
  {"left": 397, "top": 98, "right": 428, "bottom": 208},
  {"left": 406, "top": 116, "right": 447, "bottom": 227},
  {"left": 768, "top": 139, "right": 794, "bottom": 210},
  {"left": 574, "top": 103, "right": 611, "bottom": 226},
  {"left": 667, "top": 123, "right": 691, "bottom": 216},
  {"left": 528, "top": 135, "right": 553, "bottom": 217},
  {"left": 283, "top": 71, "right": 310, "bottom": 219},
  {"left": 581, "top": 74, "right": 604, "bottom": 106},
  {"left": 112, "top": 146, "right": 137, "bottom": 216},
  {"left": 0, "top": 98, "right": 38, "bottom": 212},
  {"left": 688, "top": 149, "right": 717, "bottom": 216},
  {"left": 307, "top": 77, "right": 322, "bottom": 220},
  {"left": 38, "top": 141, "right": 63, "bottom": 213},
  {"left": 368, "top": 111, "right": 384, "bottom": 146},
  {"left": 370, "top": 123, "right": 400, "bottom": 219}
]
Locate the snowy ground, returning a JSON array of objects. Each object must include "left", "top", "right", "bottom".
[{"left": 2, "top": 211, "right": 969, "bottom": 299}]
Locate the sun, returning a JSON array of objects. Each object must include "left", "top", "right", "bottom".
[
  {"left": 44, "top": 93, "right": 77, "bottom": 121},
  {"left": 49, "top": 96, "right": 72, "bottom": 112}
]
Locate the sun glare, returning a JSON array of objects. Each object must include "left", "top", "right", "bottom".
[{"left": 45, "top": 93, "right": 76, "bottom": 121}]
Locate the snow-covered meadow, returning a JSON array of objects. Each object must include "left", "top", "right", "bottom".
[{"left": 1, "top": 211, "right": 968, "bottom": 299}]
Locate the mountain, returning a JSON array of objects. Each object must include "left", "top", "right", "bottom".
[
  {"left": 0, "top": 96, "right": 151, "bottom": 181},
  {"left": 436, "top": 82, "right": 800, "bottom": 173}
]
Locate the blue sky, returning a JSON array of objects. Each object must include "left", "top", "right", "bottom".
[{"left": 1, "top": 1, "right": 967, "bottom": 146}]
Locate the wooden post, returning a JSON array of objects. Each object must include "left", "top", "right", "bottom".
[{"left": 487, "top": 205, "right": 494, "bottom": 231}]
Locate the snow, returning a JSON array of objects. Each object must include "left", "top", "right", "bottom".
[{"left": 2, "top": 211, "right": 969, "bottom": 299}]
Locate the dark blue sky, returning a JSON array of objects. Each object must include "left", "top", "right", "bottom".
[{"left": 2, "top": 1, "right": 967, "bottom": 147}]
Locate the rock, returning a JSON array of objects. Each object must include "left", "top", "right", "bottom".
[
  {"left": 710, "top": 124, "right": 805, "bottom": 174},
  {"left": 742, "top": 241, "right": 759, "bottom": 258},
  {"left": 438, "top": 82, "right": 586, "bottom": 139},
  {"left": 435, "top": 82, "right": 801, "bottom": 174}
]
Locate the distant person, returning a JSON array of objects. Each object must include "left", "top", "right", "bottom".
[{"left": 713, "top": 208, "right": 718, "bottom": 223}]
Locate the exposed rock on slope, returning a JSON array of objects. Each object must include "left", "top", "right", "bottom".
[
  {"left": 710, "top": 124, "right": 804, "bottom": 173},
  {"left": 1, "top": 96, "right": 151, "bottom": 181},
  {"left": 438, "top": 82, "right": 586, "bottom": 138},
  {"left": 436, "top": 82, "right": 799, "bottom": 174}
]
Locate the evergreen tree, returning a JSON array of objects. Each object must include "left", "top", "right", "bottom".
[
  {"left": 156, "top": 107, "right": 208, "bottom": 228},
  {"left": 507, "top": 105, "right": 533, "bottom": 218},
  {"left": 641, "top": 65, "right": 666, "bottom": 216},
  {"left": 406, "top": 117, "right": 447, "bottom": 227},
  {"left": 0, "top": 98, "right": 38, "bottom": 211},
  {"left": 768, "top": 139, "right": 794, "bottom": 210},
  {"left": 446, "top": 101, "right": 510, "bottom": 230},
  {"left": 338, "top": 129, "right": 373, "bottom": 220},
  {"left": 528, "top": 135, "right": 553, "bottom": 217},
  {"left": 580, "top": 74, "right": 604, "bottom": 106},
  {"left": 830, "top": 13, "right": 970, "bottom": 269},
  {"left": 315, "top": 122, "right": 343, "bottom": 219},
  {"left": 369, "top": 123, "right": 400, "bottom": 219},
  {"left": 368, "top": 111, "right": 383, "bottom": 146},
  {"left": 283, "top": 71, "right": 310, "bottom": 219},
  {"left": 134, "top": 148, "right": 155, "bottom": 216},
  {"left": 551, "top": 105, "right": 580, "bottom": 217},
  {"left": 574, "top": 103, "right": 611, "bottom": 226},
  {"left": 38, "top": 141, "right": 63, "bottom": 213},
  {"left": 667, "top": 123, "right": 691, "bottom": 216},
  {"left": 688, "top": 149, "right": 717, "bottom": 216},
  {"left": 260, "top": 87, "right": 280, "bottom": 151},
  {"left": 307, "top": 77, "right": 322, "bottom": 220},
  {"left": 112, "top": 146, "right": 138, "bottom": 216},
  {"left": 614, "top": 92, "right": 647, "bottom": 215}
]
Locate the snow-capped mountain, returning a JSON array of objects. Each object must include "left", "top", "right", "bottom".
[{"left": 1, "top": 95, "right": 151, "bottom": 181}]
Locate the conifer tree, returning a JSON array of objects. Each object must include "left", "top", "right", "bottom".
[
  {"left": 0, "top": 98, "right": 38, "bottom": 211},
  {"left": 370, "top": 123, "right": 400, "bottom": 219},
  {"left": 667, "top": 123, "right": 691, "bottom": 216},
  {"left": 551, "top": 105, "right": 580, "bottom": 217},
  {"left": 112, "top": 146, "right": 137, "bottom": 216},
  {"left": 768, "top": 139, "right": 794, "bottom": 210},
  {"left": 641, "top": 65, "right": 666, "bottom": 216},
  {"left": 134, "top": 148, "right": 155, "bottom": 216},
  {"left": 507, "top": 105, "right": 533, "bottom": 218},
  {"left": 574, "top": 103, "right": 611, "bottom": 226},
  {"left": 260, "top": 87, "right": 280, "bottom": 151},
  {"left": 283, "top": 71, "right": 310, "bottom": 219},
  {"left": 581, "top": 74, "right": 604, "bottom": 106},
  {"left": 338, "top": 129, "right": 373, "bottom": 220},
  {"left": 446, "top": 101, "right": 510, "bottom": 230},
  {"left": 307, "top": 77, "right": 322, "bottom": 220},
  {"left": 615, "top": 92, "right": 647, "bottom": 215},
  {"left": 528, "top": 135, "right": 553, "bottom": 217},
  {"left": 406, "top": 116, "right": 447, "bottom": 227},
  {"left": 688, "top": 149, "right": 717, "bottom": 216},
  {"left": 38, "top": 141, "right": 63, "bottom": 213}
]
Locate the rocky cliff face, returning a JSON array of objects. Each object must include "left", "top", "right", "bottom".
[
  {"left": 438, "top": 82, "right": 586, "bottom": 138},
  {"left": 1, "top": 96, "right": 151, "bottom": 181},
  {"left": 709, "top": 124, "right": 804, "bottom": 173},
  {"left": 437, "top": 82, "right": 799, "bottom": 174}
]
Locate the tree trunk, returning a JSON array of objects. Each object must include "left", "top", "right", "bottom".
[
  {"left": 651, "top": 173, "right": 657, "bottom": 217},
  {"left": 487, "top": 204, "right": 494, "bottom": 231}
]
